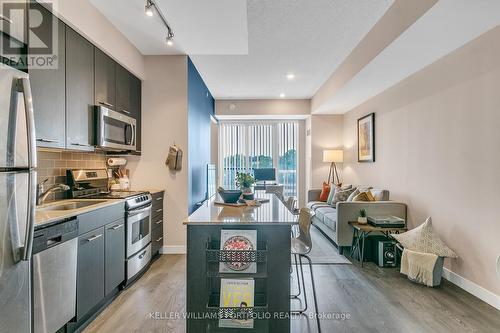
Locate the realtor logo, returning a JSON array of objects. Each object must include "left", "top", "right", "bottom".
[{"left": 1, "top": 0, "right": 59, "bottom": 69}]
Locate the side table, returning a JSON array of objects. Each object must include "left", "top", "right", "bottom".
[{"left": 348, "top": 222, "right": 407, "bottom": 267}]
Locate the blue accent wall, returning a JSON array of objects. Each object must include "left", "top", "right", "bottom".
[{"left": 188, "top": 57, "right": 214, "bottom": 214}]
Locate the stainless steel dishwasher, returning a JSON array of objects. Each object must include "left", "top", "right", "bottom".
[{"left": 33, "top": 217, "right": 78, "bottom": 333}]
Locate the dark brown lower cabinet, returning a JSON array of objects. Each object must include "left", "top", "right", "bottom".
[
  {"left": 77, "top": 227, "right": 105, "bottom": 321},
  {"left": 105, "top": 219, "right": 125, "bottom": 295},
  {"left": 151, "top": 191, "right": 165, "bottom": 256}
]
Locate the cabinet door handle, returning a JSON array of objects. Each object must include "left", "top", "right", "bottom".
[
  {"left": 37, "top": 138, "right": 58, "bottom": 143},
  {"left": 156, "top": 208, "right": 163, "bottom": 213},
  {"left": 155, "top": 197, "right": 162, "bottom": 201},
  {"left": 99, "top": 101, "right": 114, "bottom": 108},
  {"left": 138, "top": 249, "right": 147, "bottom": 259},
  {"left": 0, "top": 14, "right": 13, "bottom": 24},
  {"left": 156, "top": 236, "right": 163, "bottom": 242},
  {"left": 70, "top": 142, "right": 92, "bottom": 147},
  {"left": 86, "top": 234, "right": 103, "bottom": 242},
  {"left": 111, "top": 224, "right": 123, "bottom": 230},
  {"left": 121, "top": 109, "right": 131, "bottom": 115},
  {"left": 155, "top": 219, "right": 163, "bottom": 225}
]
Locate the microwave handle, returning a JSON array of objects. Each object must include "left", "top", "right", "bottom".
[
  {"left": 98, "top": 108, "right": 105, "bottom": 147},
  {"left": 131, "top": 123, "right": 136, "bottom": 146}
]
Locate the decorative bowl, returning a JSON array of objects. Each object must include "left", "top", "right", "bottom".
[{"left": 218, "top": 189, "right": 242, "bottom": 203}]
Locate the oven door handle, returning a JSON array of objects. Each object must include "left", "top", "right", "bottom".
[{"left": 128, "top": 204, "right": 152, "bottom": 217}]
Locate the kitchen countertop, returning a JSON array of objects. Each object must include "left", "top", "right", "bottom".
[
  {"left": 184, "top": 191, "right": 298, "bottom": 225},
  {"left": 35, "top": 199, "right": 124, "bottom": 228},
  {"left": 133, "top": 188, "right": 165, "bottom": 195}
]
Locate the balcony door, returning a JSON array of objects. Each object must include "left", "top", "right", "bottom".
[{"left": 219, "top": 121, "right": 299, "bottom": 199}]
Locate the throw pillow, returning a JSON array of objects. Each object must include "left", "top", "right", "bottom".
[
  {"left": 365, "top": 190, "right": 376, "bottom": 201},
  {"left": 392, "top": 217, "right": 457, "bottom": 258},
  {"left": 346, "top": 188, "right": 360, "bottom": 202},
  {"left": 326, "top": 185, "right": 338, "bottom": 205},
  {"left": 352, "top": 192, "right": 374, "bottom": 202},
  {"left": 332, "top": 187, "right": 356, "bottom": 205},
  {"left": 370, "top": 189, "right": 385, "bottom": 201},
  {"left": 319, "top": 182, "right": 330, "bottom": 202}
]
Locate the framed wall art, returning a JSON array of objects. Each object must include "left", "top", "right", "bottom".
[{"left": 357, "top": 113, "right": 375, "bottom": 162}]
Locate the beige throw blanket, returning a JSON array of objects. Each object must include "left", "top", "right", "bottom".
[{"left": 400, "top": 248, "right": 438, "bottom": 287}]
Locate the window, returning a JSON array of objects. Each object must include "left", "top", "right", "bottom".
[{"left": 219, "top": 121, "right": 299, "bottom": 199}]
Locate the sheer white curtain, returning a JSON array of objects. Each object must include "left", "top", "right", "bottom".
[{"left": 219, "top": 121, "right": 299, "bottom": 198}]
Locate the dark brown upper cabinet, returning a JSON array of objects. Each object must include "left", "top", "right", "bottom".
[
  {"left": 65, "top": 27, "right": 95, "bottom": 151},
  {"left": 115, "top": 64, "right": 132, "bottom": 116},
  {"left": 29, "top": 3, "right": 66, "bottom": 149},
  {"left": 116, "top": 64, "right": 142, "bottom": 153},
  {"left": 94, "top": 48, "right": 116, "bottom": 109},
  {"left": 130, "top": 74, "right": 142, "bottom": 154},
  {"left": 116, "top": 64, "right": 142, "bottom": 116}
]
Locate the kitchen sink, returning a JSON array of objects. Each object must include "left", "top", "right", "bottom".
[{"left": 38, "top": 200, "right": 108, "bottom": 212}]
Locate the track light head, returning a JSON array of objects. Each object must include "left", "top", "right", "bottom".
[
  {"left": 166, "top": 33, "right": 174, "bottom": 46},
  {"left": 145, "top": 0, "right": 154, "bottom": 17},
  {"left": 166, "top": 30, "right": 174, "bottom": 46}
]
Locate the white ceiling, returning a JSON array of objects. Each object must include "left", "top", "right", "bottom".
[
  {"left": 314, "top": 0, "right": 500, "bottom": 114},
  {"left": 90, "top": 0, "right": 393, "bottom": 99},
  {"left": 89, "top": 0, "right": 248, "bottom": 55},
  {"left": 192, "top": 0, "right": 393, "bottom": 99}
]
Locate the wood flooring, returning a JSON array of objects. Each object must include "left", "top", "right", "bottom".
[{"left": 84, "top": 254, "right": 500, "bottom": 333}]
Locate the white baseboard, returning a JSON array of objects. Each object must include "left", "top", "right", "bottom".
[
  {"left": 160, "top": 245, "right": 186, "bottom": 254},
  {"left": 442, "top": 268, "right": 500, "bottom": 311}
]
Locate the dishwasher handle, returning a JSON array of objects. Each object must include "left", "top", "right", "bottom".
[{"left": 46, "top": 234, "right": 63, "bottom": 248}]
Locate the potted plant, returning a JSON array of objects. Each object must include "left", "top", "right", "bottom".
[
  {"left": 358, "top": 209, "right": 368, "bottom": 224},
  {"left": 236, "top": 172, "right": 256, "bottom": 200}
]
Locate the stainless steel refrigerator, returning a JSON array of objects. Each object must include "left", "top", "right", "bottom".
[{"left": 0, "top": 63, "right": 37, "bottom": 333}]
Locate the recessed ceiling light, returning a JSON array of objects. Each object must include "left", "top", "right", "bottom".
[
  {"left": 286, "top": 73, "right": 295, "bottom": 80},
  {"left": 279, "top": 93, "right": 286, "bottom": 98}
]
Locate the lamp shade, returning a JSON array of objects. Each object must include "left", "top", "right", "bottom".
[{"left": 323, "top": 149, "right": 343, "bottom": 163}]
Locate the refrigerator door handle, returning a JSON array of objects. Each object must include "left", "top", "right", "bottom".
[
  {"left": 22, "top": 171, "right": 36, "bottom": 261},
  {"left": 19, "top": 77, "right": 37, "bottom": 169},
  {"left": 18, "top": 77, "right": 37, "bottom": 261}
]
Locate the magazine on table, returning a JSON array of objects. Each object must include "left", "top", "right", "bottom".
[{"left": 219, "top": 229, "right": 257, "bottom": 274}]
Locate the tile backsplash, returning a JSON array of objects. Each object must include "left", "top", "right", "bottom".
[{"left": 37, "top": 149, "right": 107, "bottom": 201}]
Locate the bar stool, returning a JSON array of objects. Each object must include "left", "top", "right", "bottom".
[
  {"left": 291, "top": 208, "right": 321, "bottom": 333},
  {"left": 285, "top": 196, "right": 299, "bottom": 215}
]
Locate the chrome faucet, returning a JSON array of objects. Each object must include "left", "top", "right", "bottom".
[{"left": 37, "top": 179, "right": 70, "bottom": 205}]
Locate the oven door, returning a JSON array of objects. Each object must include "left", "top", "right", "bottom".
[
  {"left": 126, "top": 204, "right": 151, "bottom": 258},
  {"left": 96, "top": 106, "right": 136, "bottom": 151}
]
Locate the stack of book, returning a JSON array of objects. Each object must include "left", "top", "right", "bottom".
[{"left": 218, "top": 230, "right": 257, "bottom": 329}]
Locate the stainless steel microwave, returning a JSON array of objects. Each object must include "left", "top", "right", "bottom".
[{"left": 96, "top": 106, "right": 136, "bottom": 151}]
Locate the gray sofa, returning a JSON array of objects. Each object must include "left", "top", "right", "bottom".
[{"left": 307, "top": 188, "right": 407, "bottom": 254}]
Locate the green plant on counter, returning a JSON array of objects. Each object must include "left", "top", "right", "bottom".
[
  {"left": 236, "top": 172, "right": 255, "bottom": 190},
  {"left": 359, "top": 209, "right": 367, "bottom": 218}
]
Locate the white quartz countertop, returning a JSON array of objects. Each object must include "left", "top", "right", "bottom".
[
  {"left": 184, "top": 191, "right": 298, "bottom": 225},
  {"left": 35, "top": 199, "right": 124, "bottom": 228}
]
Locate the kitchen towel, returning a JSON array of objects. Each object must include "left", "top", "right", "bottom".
[{"left": 107, "top": 158, "right": 127, "bottom": 166}]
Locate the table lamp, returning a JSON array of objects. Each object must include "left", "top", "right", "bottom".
[{"left": 323, "top": 149, "right": 343, "bottom": 186}]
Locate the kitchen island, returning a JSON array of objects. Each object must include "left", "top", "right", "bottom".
[{"left": 184, "top": 192, "right": 298, "bottom": 333}]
